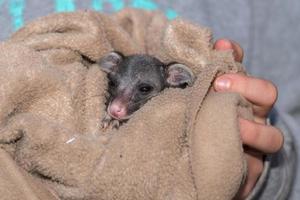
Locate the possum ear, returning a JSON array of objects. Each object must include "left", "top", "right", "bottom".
[
  {"left": 98, "top": 51, "right": 124, "bottom": 74},
  {"left": 166, "top": 63, "right": 195, "bottom": 87}
]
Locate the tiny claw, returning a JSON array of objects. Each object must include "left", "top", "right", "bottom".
[
  {"left": 101, "top": 113, "right": 112, "bottom": 131},
  {"left": 101, "top": 120, "right": 109, "bottom": 131},
  {"left": 101, "top": 113, "right": 121, "bottom": 130},
  {"left": 111, "top": 120, "right": 120, "bottom": 129}
]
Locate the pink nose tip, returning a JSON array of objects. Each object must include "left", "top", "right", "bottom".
[{"left": 108, "top": 101, "right": 127, "bottom": 119}]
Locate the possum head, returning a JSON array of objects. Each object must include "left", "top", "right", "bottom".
[{"left": 99, "top": 51, "right": 195, "bottom": 121}]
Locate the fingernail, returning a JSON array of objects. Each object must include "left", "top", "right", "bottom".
[{"left": 215, "top": 77, "right": 231, "bottom": 91}]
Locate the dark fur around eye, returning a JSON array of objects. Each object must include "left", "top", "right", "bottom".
[
  {"left": 108, "top": 75, "right": 118, "bottom": 88},
  {"left": 138, "top": 84, "right": 154, "bottom": 94},
  {"left": 109, "top": 79, "right": 116, "bottom": 88}
]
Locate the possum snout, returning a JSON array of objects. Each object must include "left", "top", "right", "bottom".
[{"left": 108, "top": 99, "right": 128, "bottom": 120}]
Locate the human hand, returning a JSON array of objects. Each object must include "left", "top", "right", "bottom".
[{"left": 213, "top": 39, "right": 284, "bottom": 199}]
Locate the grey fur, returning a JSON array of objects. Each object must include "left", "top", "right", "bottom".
[{"left": 98, "top": 52, "right": 194, "bottom": 128}]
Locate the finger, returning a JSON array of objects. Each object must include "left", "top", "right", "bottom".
[
  {"left": 235, "top": 153, "right": 263, "bottom": 199},
  {"left": 214, "top": 73, "right": 278, "bottom": 118},
  {"left": 214, "top": 38, "right": 244, "bottom": 62},
  {"left": 239, "top": 118, "right": 284, "bottom": 154}
]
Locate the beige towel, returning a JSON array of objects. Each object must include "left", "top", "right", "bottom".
[{"left": 0, "top": 9, "right": 252, "bottom": 200}]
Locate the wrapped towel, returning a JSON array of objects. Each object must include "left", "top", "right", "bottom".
[{"left": 0, "top": 9, "right": 252, "bottom": 200}]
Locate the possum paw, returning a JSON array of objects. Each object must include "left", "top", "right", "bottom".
[
  {"left": 101, "top": 113, "right": 120, "bottom": 130},
  {"left": 111, "top": 120, "right": 120, "bottom": 129},
  {"left": 101, "top": 113, "right": 112, "bottom": 130}
]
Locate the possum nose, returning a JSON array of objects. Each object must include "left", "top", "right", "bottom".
[{"left": 108, "top": 101, "right": 127, "bottom": 119}]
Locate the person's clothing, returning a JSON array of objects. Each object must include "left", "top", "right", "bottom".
[{"left": 0, "top": 0, "right": 298, "bottom": 199}]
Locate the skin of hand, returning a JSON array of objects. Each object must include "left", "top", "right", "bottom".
[{"left": 213, "top": 39, "right": 284, "bottom": 200}]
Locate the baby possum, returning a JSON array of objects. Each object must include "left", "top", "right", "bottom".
[{"left": 98, "top": 51, "right": 195, "bottom": 129}]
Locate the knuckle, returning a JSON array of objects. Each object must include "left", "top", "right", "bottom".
[
  {"left": 247, "top": 155, "right": 264, "bottom": 177},
  {"left": 248, "top": 125, "right": 260, "bottom": 142},
  {"left": 264, "top": 80, "right": 278, "bottom": 105},
  {"left": 261, "top": 125, "right": 283, "bottom": 153},
  {"left": 240, "top": 119, "right": 259, "bottom": 144},
  {"left": 231, "top": 40, "right": 244, "bottom": 62},
  {"left": 270, "top": 127, "right": 284, "bottom": 152},
  {"left": 278, "top": 128, "right": 284, "bottom": 149},
  {"left": 234, "top": 74, "right": 248, "bottom": 93},
  {"left": 254, "top": 160, "right": 264, "bottom": 176}
]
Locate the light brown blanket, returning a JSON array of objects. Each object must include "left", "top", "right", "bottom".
[{"left": 0, "top": 9, "right": 253, "bottom": 200}]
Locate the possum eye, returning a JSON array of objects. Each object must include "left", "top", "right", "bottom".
[
  {"left": 108, "top": 75, "right": 119, "bottom": 88},
  {"left": 138, "top": 84, "right": 154, "bottom": 95},
  {"left": 109, "top": 79, "right": 116, "bottom": 88}
]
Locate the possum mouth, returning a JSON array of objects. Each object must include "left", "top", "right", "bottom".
[{"left": 108, "top": 112, "right": 132, "bottom": 121}]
